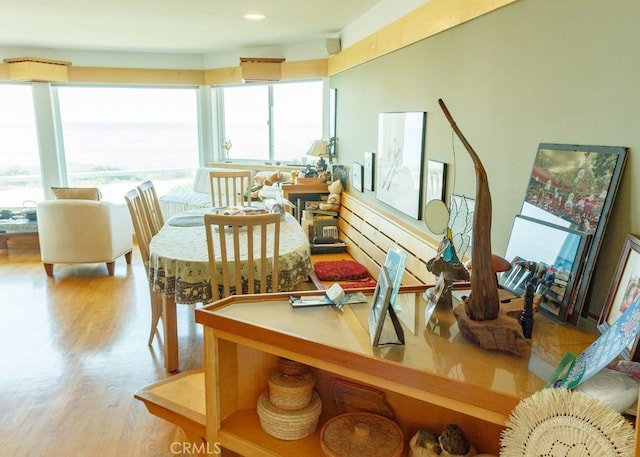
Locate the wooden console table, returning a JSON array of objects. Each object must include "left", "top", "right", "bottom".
[{"left": 194, "top": 287, "right": 600, "bottom": 456}]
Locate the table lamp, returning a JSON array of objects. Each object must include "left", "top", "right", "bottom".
[{"left": 306, "top": 140, "right": 329, "bottom": 172}]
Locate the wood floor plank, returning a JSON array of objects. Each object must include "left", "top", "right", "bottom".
[{"left": 0, "top": 240, "right": 209, "bottom": 456}]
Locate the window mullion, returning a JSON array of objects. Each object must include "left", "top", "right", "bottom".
[{"left": 268, "top": 85, "right": 275, "bottom": 161}]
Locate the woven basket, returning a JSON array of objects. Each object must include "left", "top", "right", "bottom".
[
  {"left": 257, "top": 390, "right": 322, "bottom": 440},
  {"left": 268, "top": 370, "right": 315, "bottom": 411},
  {"left": 320, "top": 412, "right": 403, "bottom": 457},
  {"left": 277, "top": 358, "right": 310, "bottom": 376}
]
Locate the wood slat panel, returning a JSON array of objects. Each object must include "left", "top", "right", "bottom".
[{"left": 338, "top": 192, "right": 438, "bottom": 287}]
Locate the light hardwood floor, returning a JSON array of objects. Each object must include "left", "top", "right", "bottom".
[{"left": 0, "top": 238, "right": 208, "bottom": 456}]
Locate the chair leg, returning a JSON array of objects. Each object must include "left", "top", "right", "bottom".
[
  {"left": 148, "top": 289, "right": 163, "bottom": 346},
  {"left": 43, "top": 263, "right": 54, "bottom": 276},
  {"left": 125, "top": 250, "right": 132, "bottom": 264},
  {"left": 106, "top": 261, "right": 115, "bottom": 276}
]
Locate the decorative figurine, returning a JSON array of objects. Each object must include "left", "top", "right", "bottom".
[
  {"left": 222, "top": 138, "right": 232, "bottom": 163},
  {"left": 426, "top": 224, "right": 470, "bottom": 308},
  {"left": 409, "top": 429, "right": 441, "bottom": 457},
  {"left": 439, "top": 424, "right": 477, "bottom": 457},
  {"left": 520, "top": 279, "right": 535, "bottom": 338}
]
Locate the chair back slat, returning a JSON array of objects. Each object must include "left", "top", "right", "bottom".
[
  {"left": 209, "top": 171, "right": 252, "bottom": 208},
  {"left": 125, "top": 188, "right": 154, "bottom": 265},
  {"left": 204, "top": 212, "right": 280, "bottom": 300},
  {"left": 137, "top": 180, "right": 165, "bottom": 235}
]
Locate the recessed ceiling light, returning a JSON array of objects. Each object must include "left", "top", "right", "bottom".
[{"left": 243, "top": 13, "right": 266, "bottom": 20}]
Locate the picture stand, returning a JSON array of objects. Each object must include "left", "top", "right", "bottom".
[{"left": 368, "top": 266, "right": 405, "bottom": 346}]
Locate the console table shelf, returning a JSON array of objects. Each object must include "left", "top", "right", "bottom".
[{"left": 195, "top": 288, "right": 598, "bottom": 456}]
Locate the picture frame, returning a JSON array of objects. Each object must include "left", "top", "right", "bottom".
[
  {"left": 375, "top": 112, "right": 426, "bottom": 219},
  {"left": 597, "top": 233, "right": 640, "bottom": 361},
  {"left": 369, "top": 266, "right": 392, "bottom": 346},
  {"left": 520, "top": 143, "right": 628, "bottom": 323},
  {"left": 331, "top": 164, "right": 348, "bottom": 187},
  {"left": 364, "top": 150, "right": 375, "bottom": 191},
  {"left": 368, "top": 266, "right": 404, "bottom": 346},
  {"left": 383, "top": 244, "right": 409, "bottom": 312},
  {"left": 425, "top": 160, "right": 446, "bottom": 203},
  {"left": 352, "top": 162, "right": 363, "bottom": 192},
  {"left": 498, "top": 215, "right": 590, "bottom": 321}
]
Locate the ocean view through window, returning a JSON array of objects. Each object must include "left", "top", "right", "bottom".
[
  {"left": 56, "top": 86, "right": 199, "bottom": 202},
  {"left": 0, "top": 83, "right": 42, "bottom": 206}
]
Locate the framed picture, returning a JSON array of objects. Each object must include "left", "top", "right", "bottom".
[
  {"left": 383, "top": 245, "right": 409, "bottom": 311},
  {"left": 368, "top": 266, "right": 392, "bottom": 346},
  {"left": 520, "top": 143, "right": 628, "bottom": 323},
  {"left": 426, "top": 160, "right": 446, "bottom": 203},
  {"left": 375, "top": 112, "right": 426, "bottom": 219},
  {"left": 352, "top": 162, "right": 363, "bottom": 192},
  {"left": 331, "top": 164, "right": 348, "bottom": 187},
  {"left": 597, "top": 234, "right": 640, "bottom": 361},
  {"left": 364, "top": 151, "right": 375, "bottom": 191},
  {"left": 498, "top": 215, "right": 590, "bottom": 321},
  {"left": 368, "top": 266, "right": 404, "bottom": 346}
]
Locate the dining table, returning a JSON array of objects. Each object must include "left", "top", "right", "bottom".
[{"left": 148, "top": 208, "right": 312, "bottom": 372}]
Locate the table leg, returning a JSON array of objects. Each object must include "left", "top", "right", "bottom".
[{"left": 162, "top": 294, "right": 179, "bottom": 372}]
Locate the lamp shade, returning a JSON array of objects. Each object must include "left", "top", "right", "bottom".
[{"left": 306, "top": 140, "right": 328, "bottom": 157}]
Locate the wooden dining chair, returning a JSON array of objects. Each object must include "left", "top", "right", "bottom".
[
  {"left": 208, "top": 170, "right": 253, "bottom": 208},
  {"left": 125, "top": 188, "right": 162, "bottom": 345},
  {"left": 204, "top": 212, "right": 281, "bottom": 300},
  {"left": 137, "top": 180, "right": 165, "bottom": 235}
]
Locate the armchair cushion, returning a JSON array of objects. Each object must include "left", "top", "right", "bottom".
[{"left": 51, "top": 187, "right": 101, "bottom": 201}]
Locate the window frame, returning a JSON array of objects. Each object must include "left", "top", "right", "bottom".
[{"left": 215, "top": 78, "right": 329, "bottom": 164}]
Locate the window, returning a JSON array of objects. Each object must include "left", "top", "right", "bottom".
[
  {"left": 56, "top": 85, "right": 199, "bottom": 201},
  {"left": 221, "top": 85, "right": 269, "bottom": 162},
  {"left": 0, "top": 83, "right": 41, "bottom": 206},
  {"left": 273, "top": 82, "right": 323, "bottom": 162},
  {"left": 220, "top": 80, "right": 323, "bottom": 163}
]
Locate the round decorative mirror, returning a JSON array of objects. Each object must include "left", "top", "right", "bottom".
[{"left": 423, "top": 199, "right": 449, "bottom": 235}]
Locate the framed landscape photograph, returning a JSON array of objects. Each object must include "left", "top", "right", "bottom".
[
  {"left": 520, "top": 143, "right": 628, "bottom": 323},
  {"left": 597, "top": 234, "right": 640, "bottom": 361},
  {"left": 375, "top": 112, "right": 426, "bottom": 219},
  {"left": 364, "top": 150, "right": 375, "bottom": 191},
  {"left": 498, "top": 215, "right": 590, "bottom": 321}
]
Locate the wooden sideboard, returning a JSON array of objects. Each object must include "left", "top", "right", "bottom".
[{"left": 194, "top": 287, "right": 600, "bottom": 456}]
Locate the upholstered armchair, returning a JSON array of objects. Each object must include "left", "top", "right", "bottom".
[{"left": 37, "top": 199, "right": 133, "bottom": 276}]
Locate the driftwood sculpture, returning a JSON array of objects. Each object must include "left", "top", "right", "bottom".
[
  {"left": 438, "top": 99, "right": 526, "bottom": 355},
  {"left": 438, "top": 99, "right": 499, "bottom": 320}
]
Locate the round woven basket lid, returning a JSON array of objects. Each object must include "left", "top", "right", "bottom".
[
  {"left": 320, "top": 412, "right": 403, "bottom": 457},
  {"left": 501, "top": 388, "right": 636, "bottom": 457},
  {"left": 269, "top": 370, "right": 315, "bottom": 388}
]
